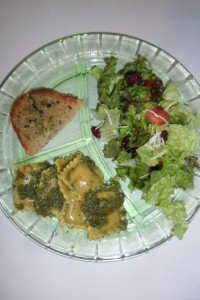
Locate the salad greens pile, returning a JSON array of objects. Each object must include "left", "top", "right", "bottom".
[{"left": 91, "top": 55, "right": 200, "bottom": 239}]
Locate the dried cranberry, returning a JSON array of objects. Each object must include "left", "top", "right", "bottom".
[
  {"left": 121, "top": 136, "right": 130, "bottom": 149},
  {"left": 121, "top": 137, "right": 137, "bottom": 158},
  {"left": 144, "top": 79, "right": 155, "bottom": 89},
  {"left": 160, "top": 130, "right": 168, "bottom": 142},
  {"left": 128, "top": 147, "right": 137, "bottom": 158},
  {"left": 151, "top": 78, "right": 164, "bottom": 101},
  {"left": 91, "top": 126, "right": 101, "bottom": 139},
  {"left": 125, "top": 72, "right": 143, "bottom": 86},
  {"left": 150, "top": 161, "right": 163, "bottom": 171}
]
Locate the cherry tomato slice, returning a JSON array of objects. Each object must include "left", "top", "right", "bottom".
[{"left": 146, "top": 107, "right": 170, "bottom": 125}]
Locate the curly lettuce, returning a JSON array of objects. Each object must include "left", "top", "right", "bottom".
[
  {"left": 160, "top": 81, "right": 200, "bottom": 127},
  {"left": 91, "top": 56, "right": 123, "bottom": 108},
  {"left": 165, "top": 124, "right": 199, "bottom": 159},
  {"left": 137, "top": 124, "right": 199, "bottom": 166},
  {"left": 143, "top": 160, "right": 194, "bottom": 238},
  {"left": 92, "top": 104, "right": 120, "bottom": 141}
]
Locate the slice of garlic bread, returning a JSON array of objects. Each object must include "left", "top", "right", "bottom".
[{"left": 11, "top": 88, "right": 83, "bottom": 155}]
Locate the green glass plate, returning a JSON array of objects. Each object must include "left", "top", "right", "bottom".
[{"left": 0, "top": 32, "right": 200, "bottom": 261}]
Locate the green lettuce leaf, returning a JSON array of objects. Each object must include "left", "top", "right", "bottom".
[
  {"left": 160, "top": 81, "right": 200, "bottom": 127},
  {"left": 162, "top": 81, "right": 181, "bottom": 102},
  {"left": 92, "top": 56, "right": 123, "bottom": 108},
  {"left": 148, "top": 159, "right": 194, "bottom": 189},
  {"left": 99, "top": 107, "right": 120, "bottom": 141},
  {"left": 91, "top": 66, "right": 102, "bottom": 80},
  {"left": 165, "top": 124, "right": 199, "bottom": 159},
  {"left": 103, "top": 138, "right": 121, "bottom": 159},
  {"left": 143, "top": 160, "right": 194, "bottom": 239},
  {"left": 119, "top": 105, "right": 150, "bottom": 147},
  {"left": 126, "top": 85, "right": 151, "bottom": 102},
  {"left": 92, "top": 104, "right": 121, "bottom": 141},
  {"left": 138, "top": 124, "right": 199, "bottom": 166},
  {"left": 92, "top": 104, "right": 119, "bottom": 121},
  {"left": 136, "top": 131, "right": 167, "bottom": 166},
  {"left": 145, "top": 175, "right": 174, "bottom": 205},
  {"left": 160, "top": 99, "right": 200, "bottom": 127},
  {"left": 161, "top": 200, "right": 188, "bottom": 239},
  {"left": 116, "top": 150, "right": 131, "bottom": 164},
  {"left": 137, "top": 144, "right": 165, "bottom": 166},
  {"left": 119, "top": 55, "right": 155, "bottom": 79}
]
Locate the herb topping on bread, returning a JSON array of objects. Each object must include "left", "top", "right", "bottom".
[{"left": 11, "top": 88, "right": 83, "bottom": 155}]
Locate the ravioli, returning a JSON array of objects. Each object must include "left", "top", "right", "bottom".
[
  {"left": 55, "top": 152, "right": 104, "bottom": 229},
  {"left": 82, "top": 185, "right": 127, "bottom": 240},
  {"left": 54, "top": 152, "right": 78, "bottom": 174},
  {"left": 87, "top": 208, "right": 126, "bottom": 240}
]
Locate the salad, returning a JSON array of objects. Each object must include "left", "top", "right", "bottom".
[{"left": 91, "top": 55, "right": 200, "bottom": 239}]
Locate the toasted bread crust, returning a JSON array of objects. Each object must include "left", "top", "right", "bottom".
[{"left": 11, "top": 88, "right": 83, "bottom": 155}]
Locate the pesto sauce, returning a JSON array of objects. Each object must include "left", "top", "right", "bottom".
[
  {"left": 33, "top": 165, "right": 65, "bottom": 217},
  {"left": 17, "top": 170, "right": 43, "bottom": 200},
  {"left": 82, "top": 184, "right": 125, "bottom": 228},
  {"left": 33, "top": 186, "right": 65, "bottom": 217}
]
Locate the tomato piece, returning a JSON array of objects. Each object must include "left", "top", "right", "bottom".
[
  {"left": 146, "top": 107, "right": 170, "bottom": 125},
  {"left": 144, "top": 79, "right": 155, "bottom": 89}
]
